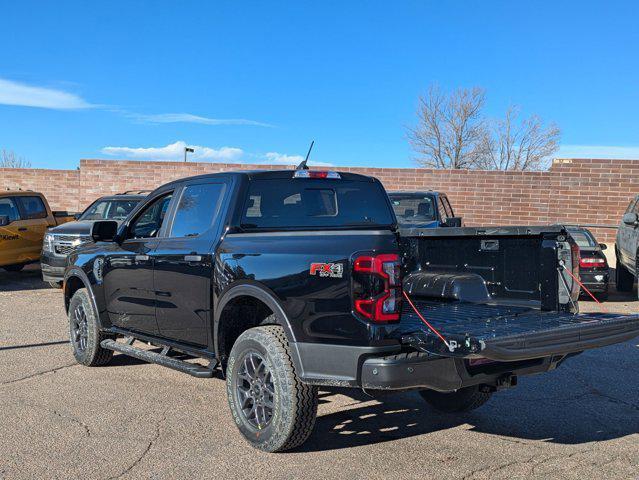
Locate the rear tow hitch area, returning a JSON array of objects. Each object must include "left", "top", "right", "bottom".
[{"left": 401, "top": 331, "right": 484, "bottom": 357}]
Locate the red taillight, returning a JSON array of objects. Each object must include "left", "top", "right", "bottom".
[
  {"left": 353, "top": 253, "right": 402, "bottom": 322},
  {"left": 579, "top": 257, "right": 606, "bottom": 268}
]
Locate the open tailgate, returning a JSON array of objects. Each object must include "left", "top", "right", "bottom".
[{"left": 398, "top": 300, "right": 639, "bottom": 361}]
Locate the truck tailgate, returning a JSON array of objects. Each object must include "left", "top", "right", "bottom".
[{"left": 397, "top": 299, "right": 639, "bottom": 361}]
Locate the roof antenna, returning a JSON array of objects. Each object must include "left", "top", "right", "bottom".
[{"left": 296, "top": 140, "right": 314, "bottom": 170}]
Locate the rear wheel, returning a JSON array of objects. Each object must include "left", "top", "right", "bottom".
[
  {"left": 4, "top": 264, "right": 25, "bottom": 272},
  {"left": 68, "top": 289, "right": 114, "bottom": 366},
  {"left": 615, "top": 257, "right": 634, "bottom": 292},
  {"left": 226, "top": 324, "right": 318, "bottom": 452},
  {"left": 419, "top": 385, "right": 492, "bottom": 413}
]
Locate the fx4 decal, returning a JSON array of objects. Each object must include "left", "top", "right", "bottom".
[{"left": 309, "top": 262, "right": 343, "bottom": 278}]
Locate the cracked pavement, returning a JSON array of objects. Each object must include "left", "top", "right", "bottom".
[{"left": 1, "top": 265, "right": 638, "bottom": 479}]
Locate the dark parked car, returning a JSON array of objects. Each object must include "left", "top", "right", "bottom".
[
  {"left": 615, "top": 194, "right": 639, "bottom": 298},
  {"left": 566, "top": 227, "right": 610, "bottom": 300},
  {"left": 61, "top": 170, "right": 639, "bottom": 452},
  {"left": 388, "top": 191, "right": 462, "bottom": 228},
  {"left": 41, "top": 191, "right": 148, "bottom": 287}
]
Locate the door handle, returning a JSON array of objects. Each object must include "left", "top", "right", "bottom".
[
  {"left": 135, "top": 254, "right": 150, "bottom": 262},
  {"left": 18, "top": 227, "right": 27, "bottom": 231},
  {"left": 184, "top": 255, "right": 202, "bottom": 263}
]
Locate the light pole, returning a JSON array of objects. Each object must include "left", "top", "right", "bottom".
[{"left": 184, "top": 146, "right": 195, "bottom": 162}]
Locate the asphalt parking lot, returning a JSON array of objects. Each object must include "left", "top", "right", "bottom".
[{"left": 1, "top": 265, "right": 637, "bottom": 480}]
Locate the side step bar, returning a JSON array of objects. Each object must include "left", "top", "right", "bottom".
[{"left": 101, "top": 339, "right": 217, "bottom": 378}]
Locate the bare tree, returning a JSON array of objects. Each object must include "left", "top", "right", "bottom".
[
  {"left": 482, "top": 106, "right": 560, "bottom": 171},
  {"left": 407, "top": 85, "right": 490, "bottom": 169},
  {"left": 1, "top": 149, "right": 31, "bottom": 168}
]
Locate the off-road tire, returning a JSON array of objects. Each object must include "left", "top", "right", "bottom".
[
  {"left": 68, "top": 289, "right": 114, "bottom": 366},
  {"left": 226, "top": 324, "right": 318, "bottom": 452},
  {"left": 4, "top": 264, "right": 25, "bottom": 272},
  {"left": 615, "top": 256, "right": 634, "bottom": 292},
  {"left": 419, "top": 385, "right": 492, "bottom": 413},
  {"left": 48, "top": 281, "right": 63, "bottom": 289}
]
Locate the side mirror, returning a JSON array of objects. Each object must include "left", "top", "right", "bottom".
[
  {"left": 622, "top": 212, "right": 638, "bottom": 226},
  {"left": 92, "top": 220, "right": 119, "bottom": 242},
  {"left": 443, "top": 216, "right": 463, "bottom": 227},
  {"left": 74, "top": 213, "right": 82, "bottom": 220},
  {"left": 599, "top": 243, "right": 607, "bottom": 251},
  {"left": 0, "top": 215, "right": 9, "bottom": 227}
]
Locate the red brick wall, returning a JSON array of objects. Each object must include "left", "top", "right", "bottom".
[
  {"left": 0, "top": 167, "right": 80, "bottom": 212},
  {"left": 3, "top": 158, "right": 638, "bottom": 243}
]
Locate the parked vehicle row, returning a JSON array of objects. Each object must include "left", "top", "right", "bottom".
[
  {"left": 58, "top": 169, "right": 638, "bottom": 452},
  {"left": 0, "top": 191, "right": 75, "bottom": 272}
]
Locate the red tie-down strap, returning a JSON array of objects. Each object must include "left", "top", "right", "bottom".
[
  {"left": 560, "top": 264, "right": 602, "bottom": 305},
  {"left": 402, "top": 290, "right": 451, "bottom": 349}
]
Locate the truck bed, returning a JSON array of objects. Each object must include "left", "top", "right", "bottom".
[{"left": 396, "top": 225, "right": 639, "bottom": 361}]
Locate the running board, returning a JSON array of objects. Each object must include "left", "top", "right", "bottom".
[{"left": 100, "top": 339, "right": 216, "bottom": 378}]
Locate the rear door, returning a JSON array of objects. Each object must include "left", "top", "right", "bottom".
[
  {"left": 13, "top": 195, "right": 50, "bottom": 263},
  {"left": 0, "top": 197, "right": 23, "bottom": 266},
  {"left": 153, "top": 180, "right": 229, "bottom": 346}
]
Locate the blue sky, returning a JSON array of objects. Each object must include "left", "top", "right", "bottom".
[{"left": 1, "top": 0, "right": 638, "bottom": 170}]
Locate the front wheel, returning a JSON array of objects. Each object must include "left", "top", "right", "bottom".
[
  {"left": 419, "top": 385, "right": 492, "bottom": 413},
  {"left": 226, "top": 325, "right": 318, "bottom": 452},
  {"left": 68, "top": 289, "right": 114, "bottom": 366}
]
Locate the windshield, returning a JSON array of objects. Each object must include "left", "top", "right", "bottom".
[
  {"left": 80, "top": 199, "right": 140, "bottom": 221},
  {"left": 389, "top": 195, "right": 437, "bottom": 225},
  {"left": 568, "top": 229, "right": 597, "bottom": 248}
]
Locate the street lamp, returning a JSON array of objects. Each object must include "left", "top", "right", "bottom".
[{"left": 184, "top": 146, "right": 195, "bottom": 162}]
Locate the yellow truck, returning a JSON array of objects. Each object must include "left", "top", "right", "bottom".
[{"left": 0, "top": 191, "right": 75, "bottom": 272}]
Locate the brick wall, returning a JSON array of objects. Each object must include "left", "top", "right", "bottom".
[
  {"left": 0, "top": 167, "right": 80, "bottom": 212},
  {"left": 3, "top": 158, "right": 638, "bottom": 243}
]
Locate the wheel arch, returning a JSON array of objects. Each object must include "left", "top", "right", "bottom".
[
  {"left": 214, "top": 283, "right": 301, "bottom": 368},
  {"left": 63, "top": 268, "right": 103, "bottom": 327}
]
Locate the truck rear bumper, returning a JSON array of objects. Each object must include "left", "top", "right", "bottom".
[
  {"left": 360, "top": 352, "right": 560, "bottom": 392},
  {"left": 292, "top": 341, "right": 564, "bottom": 392}
]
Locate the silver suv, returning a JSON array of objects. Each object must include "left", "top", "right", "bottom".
[{"left": 615, "top": 194, "right": 639, "bottom": 297}]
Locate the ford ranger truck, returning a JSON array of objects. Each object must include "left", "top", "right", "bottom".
[
  {"left": 41, "top": 191, "right": 147, "bottom": 288},
  {"left": 61, "top": 170, "right": 639, "bottom": 453},
  {"left": 0, "top": 191, "right": 74, "bottom": 273}
]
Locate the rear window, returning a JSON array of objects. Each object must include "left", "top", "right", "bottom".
[
  {"left": 241, "top": 179, "right": 394, "bottom": 229},
  {"left": 390, "top": 195, "right": 437, "bottom": 224}
]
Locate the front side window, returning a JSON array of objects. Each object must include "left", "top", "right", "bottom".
[
  {"left": 0, "top": 198, "right": 20, "bottom": 222},
  {"left": 16, "top": 196, "right": 47, "bottom": 220},
  {"left": 625, "top": 198, "right": 637, "bottom": 214},
  {"left": 81, "top": 199, "right": 140, "bottom": 221},
  {"left": 128, "top": 193, "right": 173, "bottom": 239},
  {"left": 437, "top": 198, "right": 449, "bottom": 220},
  {"left": 442, "top": 197, "right": 454, "bottom": 218},
  {"left": 170, "top": 183, "right": 226, "bottom": 237}
]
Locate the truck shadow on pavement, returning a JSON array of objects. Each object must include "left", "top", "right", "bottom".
[{"left": 301, "top": 353, "right": 639, "bottom": 452}]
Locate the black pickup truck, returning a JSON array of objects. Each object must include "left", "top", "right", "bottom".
[{"left": 62, "top": 169, "right": 639, "bottom": 452}]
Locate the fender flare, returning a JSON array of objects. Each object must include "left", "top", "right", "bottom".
[
  {"left": 214, "top": 283, "right": 303, "bottom": 371},
  {"left": 63, "top": 267, "right": 103, "bottom": 327}
]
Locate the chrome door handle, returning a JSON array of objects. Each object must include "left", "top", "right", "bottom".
[
  {"left": 135, "top": 254, "right": 150, "bottom": 262},
  {"left": 184, "top": 255, "right": 202, "bottom": 263}
]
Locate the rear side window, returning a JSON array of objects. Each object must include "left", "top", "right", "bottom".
[
  {"left": 0, "top": 198, "right": 20, "bottom": 222},
  {"left": 170, "top": 183, "right": 226, "bottom": 237},
  {"left": 16, "top": 196, "right": 47, "bottom": 220},
  {"left": 242, "top": 179, "right": 394, "bottom": 229}
]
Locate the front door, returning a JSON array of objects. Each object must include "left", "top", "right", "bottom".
[
  {"left": 153, "top": 182, "right": 228, "bottom": 346},
  {"left": 14, "top": 195, "right": 51, "bottom": 264},
  {"left": 0, "top": 197, "right": 23, "bottom": 266},
  {"left": 103, "top": 192, "right": 174, "bottom": 335}
]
